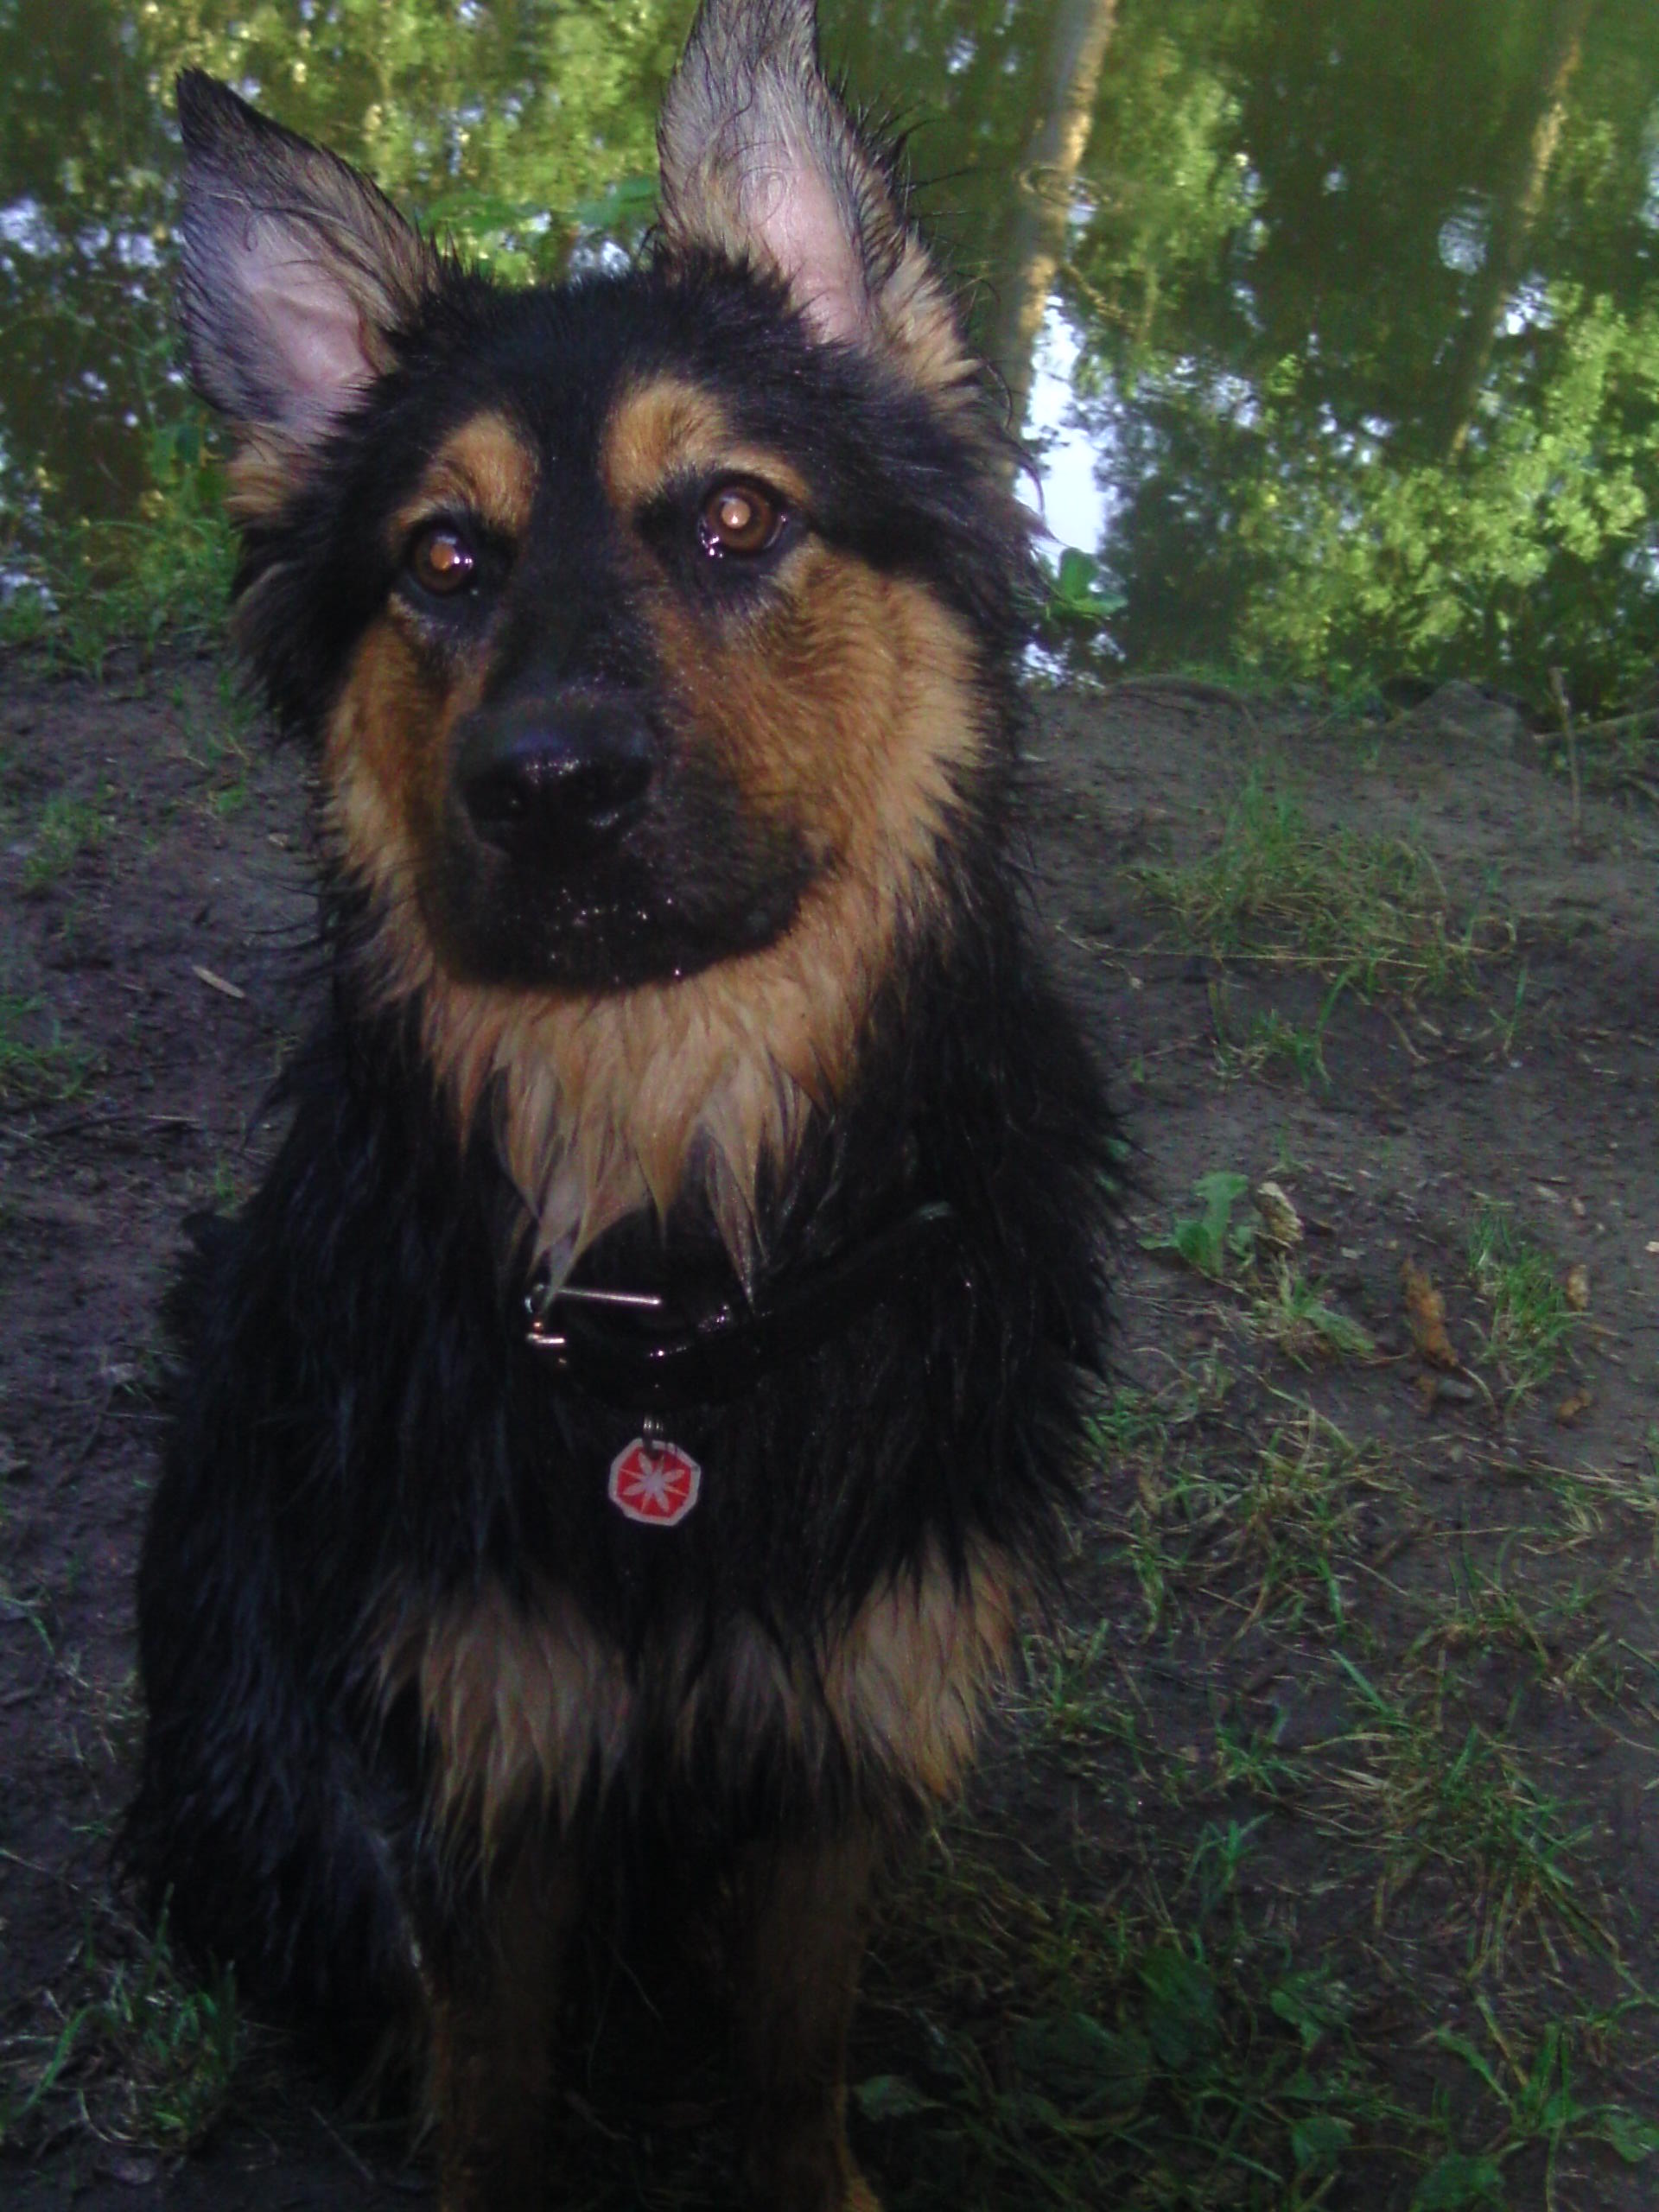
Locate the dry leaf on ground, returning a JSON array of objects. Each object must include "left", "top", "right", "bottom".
[
  {"left": 1402, "top": 1260, "right": 1459, "bottom": 1370},
  {"left": 1253, "top": 1180, "right": 1304, "bottom": 1249},
  {"left": 1564, "top": 1264, "right": 1591, "bottom": 1312}
]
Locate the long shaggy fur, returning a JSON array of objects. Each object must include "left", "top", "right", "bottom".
[{"left": 128, "top": 6, "right": 1114, "bottom": 2202}]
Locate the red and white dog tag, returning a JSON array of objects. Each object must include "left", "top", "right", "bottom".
[{"left": 608, "top": 1435, "right": 702, "bottom": 1526}]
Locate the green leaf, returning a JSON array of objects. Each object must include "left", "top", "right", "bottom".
[
  {"left": 852, "top": 2074, "right": 936, "bottom": 2123},
  {"left": 1043, "top": 545, "right": 1125, "bottom": 626},
  {"left": 1291, "top": 2111, "right": 1352, "bottom": 2172},
  {"left": 1433, "top": 2026, "right": 1505, "bottom": 2102},
  {"left": 1595, "top": 2105, "right": 1659, "bottom": 2163},
  {"left": 1139, "top": 1943, "right": 1218, "bottom": 2073},
  {"left": 1410, "top": 2152, "right": 1507, "bottom": 2210},
  {"left": 1269, "top": 1972, "right": 1351, "bottom": 2053},
  {"left": 1013, "top": 2012, "right": 1152, "bottom": 2117}
]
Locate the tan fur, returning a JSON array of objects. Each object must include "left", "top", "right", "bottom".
[
  {"left": 391, "top": 410, "right": 538, "bottom": 545},
  {"left": 823, "top": 1543, "right": 1020, "bottom": 1798},
  {"left": 379, "top": 1582, "right": 632, "bottom": 1849},
  {"left": 411, "top": 566, "right": 982, "bottom": 1278},
  {"left": 318, "top": 411, "right": 538, "bottom": 995},
  {"left": 324, "top": 378, "right": 992, "bottom": 1279},
  {"left": 226, "top": 430, "right": 310, "bottom": 526},
  {"left": 601, "top": 378, "right": 811, "bottom": 518},
  {"left": 379, "top": 1541, "right": 1017, "bottom": 1852}
]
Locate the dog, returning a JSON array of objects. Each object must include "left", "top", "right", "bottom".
[{"left": 126, "top": 3, "right": 1112, "bottom": 2205}]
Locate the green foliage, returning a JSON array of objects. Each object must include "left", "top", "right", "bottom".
[
  {"left": 1039, "top": 546, "right": 1125, "bottom": 630},
  {"left": 1137, "top": 770, "right": 1491, "bottom": 994},
  {"left": 0, "top": 1912, "right": 240, "bottom": 2152},
  {"left": 1251, "top": 1260, "right": 1376, "bottom": 1365},
  {"left": 1426, "top": 2010, "right": 1659, "bottom": 2199},
  {"left": 861, "top": 1831, "right": 1395, "bottom": 2212},
  {"left": 21, "top": 791, "right": 115, "bottom": 892},
  {"left": 2, "top": 416, "right": 237, "bottom": 670},
  {"left": 1060, "top": 0, "right": 1659, "bottom": 707},
  {"left": 0, "top": 989, "right": 98, "bottom": 1102},
  {"left": 1143, "top": 1167, "right": 1253, "bottom": 1278},
  {"left": 1467, "top": 1205, "right": 1586, "bottom": 1397}
]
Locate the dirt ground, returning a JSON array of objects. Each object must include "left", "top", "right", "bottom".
[{"left": 2, "top": 647, "right": 1656, "bottom": 2208}]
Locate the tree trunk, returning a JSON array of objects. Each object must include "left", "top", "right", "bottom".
[
  {"left": 984, "top": 0, "right": 1120, "bottom": 437},
  {"left": 1437, "top": 0, "right": 1594, "bottom": 459}
]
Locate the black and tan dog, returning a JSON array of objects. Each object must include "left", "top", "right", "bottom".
[{"left": 127, "top": 3, "right": 1112, "bottom": 2204}]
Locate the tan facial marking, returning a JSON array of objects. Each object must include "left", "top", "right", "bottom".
[
  {"left": 319, "top": 410, "right": 537, "bottom": 1001},
  {"left": 601, "top": 376, "right": 810, "bottom": 517},
  {"left": 392, "top": 408, "right": 537, "bottom": 547},
  {"left": 321, "top": 616, "right": 457, "bottom": 928},
  {"left": 326, "top": 379, "right": 992, "bottom": 1279},
  {"left": 354, "top": 563, "right": 988, "bottom": 1279}
]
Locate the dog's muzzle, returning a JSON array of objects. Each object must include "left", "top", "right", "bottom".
[{"left": 455, "top": 693, "right": 655, "bottom": 865}]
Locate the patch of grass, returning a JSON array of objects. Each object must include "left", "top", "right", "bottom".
[
  {"left": 1230, "top": 1413, "right": 1395, "bottom": 1631},
  {"left": 1, "top": 419, "right": 234, "bottom": 671},
  {"left": 1219, "top": 1001, "right": 1333, "bottom": 1085},
  {"left": 1212, "top": 970, "right": 1354, "bottom": 1088},
  {"left": 1467, "top": 1206, "right": 1586, "bottom": 1398},
  {"left": 977, "top": 1313, "right": 1659, "bottom": 2212},
  {"left": 0, "top": 988, "right": 98, "bottom": 1102},
  {"left": 1326, "top": 1655, "right": 1597, "bottom": 1967},
  {"left": 1115, "top": 1404, "right": 1394, "bottom": 1637},
  {"left": 860, "top": 1825, "right": 1408, "bottom": 2212},
  {"left": 1429, "top": 2004, "right": 1659, "bottom": 2197},
  {"left": 1250, "top": 1259, "right": 1376, "bottom": 1365},
  {"left": 0, "top": 1910, "right": 240, "bottom": 2153},
  {"left": 20, "top": 789, "right": 115, "bottom": 892},
  {"left": 1136, "top": 770, "right": 1497, "bottom": 995}
]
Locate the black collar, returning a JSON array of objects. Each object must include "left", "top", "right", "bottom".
[{"left": 524, "top": 1200, "right": 966, "bottom": 1413}]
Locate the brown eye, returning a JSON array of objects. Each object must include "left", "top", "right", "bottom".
[
  {"left": 408, "top": 523, "right": 477, "bottom": 597},
  {"left": 699, "top": 480, "right": 785, "bottom": 559}
]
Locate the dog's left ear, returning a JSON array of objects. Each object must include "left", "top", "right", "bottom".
[{"left": 658, "top": 0, "right": 967, "bottom": 390}]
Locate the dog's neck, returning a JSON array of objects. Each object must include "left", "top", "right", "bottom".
[{"left": 358, "top": 843, "right": 944, "bottom": 1293}]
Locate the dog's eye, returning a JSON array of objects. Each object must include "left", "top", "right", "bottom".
[
  {"left": 699, "top": 481, "right": 785, "bottom": 560},
  {"left": 408, "top": 524, "right": 477, "bottom": 598}
]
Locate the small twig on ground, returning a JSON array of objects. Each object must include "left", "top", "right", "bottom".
[
  {"left": 1568, "top": 702, "right": 1659, "bottom": 746},
  {"left": 1548, "top": 666, "right": 1582, "bottom": 844},
  {"left": 308, "top": 2107, "right": 379, "bottom": 2189}
]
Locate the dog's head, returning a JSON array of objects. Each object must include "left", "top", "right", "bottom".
[{"left": 178, "top": 0, "right": 1033, "bottom": 1265}]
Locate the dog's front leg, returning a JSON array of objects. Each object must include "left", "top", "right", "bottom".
[
  {"left": 426, "top": 1832, "right": 582, "bottom": 2212},
  {"left": 731, "top": 1825, "right": 883, "bottom": 2212}
]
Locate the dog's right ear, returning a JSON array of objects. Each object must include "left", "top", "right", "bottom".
[{"left": 175, "top": 72, "right": 440, "bottom": 442}]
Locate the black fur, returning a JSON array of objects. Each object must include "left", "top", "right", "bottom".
[{"left": 128, "top": 24, "right": 1115, "bottom": 2151}]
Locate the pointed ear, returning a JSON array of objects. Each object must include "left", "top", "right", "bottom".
[
  {"left": 656, "top": 0, "right": 967, "bottom": 387},
  {"left": 175, "top": 71, "right": 441, "bottom": 441}
]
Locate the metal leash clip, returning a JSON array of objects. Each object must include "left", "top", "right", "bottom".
[{"left": 525, "top": 1274, "right": 666, "bottom": 1353}]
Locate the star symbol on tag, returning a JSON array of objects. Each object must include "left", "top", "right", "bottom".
[{"left": 608, "top": 1436, "right": 702, "bottom": 1525}]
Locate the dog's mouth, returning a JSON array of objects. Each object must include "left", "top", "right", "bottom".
[{"left": 424, "top": 690, "right": 817, "bottom": 991}]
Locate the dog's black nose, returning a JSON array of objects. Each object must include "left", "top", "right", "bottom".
[{"left": 456, "top": 696, "right": 655, "bottom": 861}]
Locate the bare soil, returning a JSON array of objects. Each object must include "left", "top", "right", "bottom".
[{"left": 2, "top": 650, "right": 1656, "bottom": 2207}]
